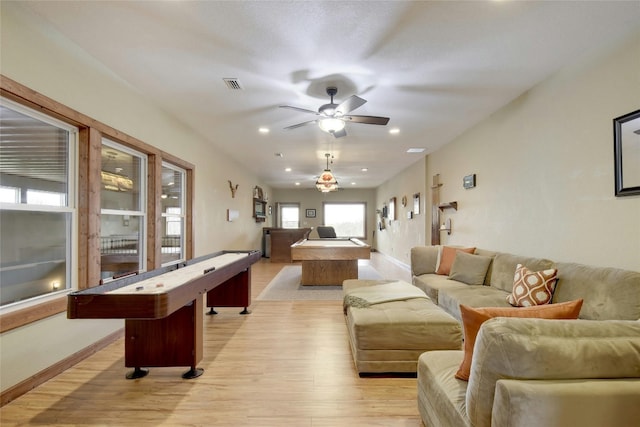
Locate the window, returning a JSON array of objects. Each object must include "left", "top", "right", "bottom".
[
  {"left": 161, "top": 162, "right": 186, "bottom": 266},
  {"left": 0, "top": 99, "right": 77, "bottom": 307},
  {"left": 278, "top": 203, "right": 299, "bottom": 228},
  {"left": 100, "top": 140, "right": 146, "bottom": 280},
  {"left": 0, "top": 78, "right": 195, "bottom": 332},
  {"left": 165, "top": 207, "right": 181, "bottom": 235},
  {"left": 322, "top": 202, "right": 366, "bottom": 239},
  {"left": 0, "top": 186, "right": 19, "bottom": 203},
  {"left": 26, "top": 189, "right": 66, "bottom": 206}
]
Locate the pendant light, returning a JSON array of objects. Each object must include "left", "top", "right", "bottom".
[{"left": 316, "top": 153, "right": 338, "bottom": 192}]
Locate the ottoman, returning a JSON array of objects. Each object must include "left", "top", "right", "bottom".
[{"left": 343, "top": 279, "right": 462, "bottom": 374}]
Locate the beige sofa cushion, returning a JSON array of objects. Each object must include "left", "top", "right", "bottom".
[
  {"left": 410, "top": 245, "right": 440, "bottom": 276},
  {"left": 492, "top": 378, "right": 640, "bottom": 427},
  {"left": 412, "top": 273, "right": 467, "bottom": 302},
  {"left": 346, "top": 297, "right": 462, "bottom": 351},
  {"left": 490, "top": 253, "right": 555, "bottom": 292},
  {"left": 437, "top": 285, "right": 511, "bottom": 321},
  {"left": 553, "top": 262, "right": 640, "bottom": 320},
  {"left": 466, "top": 318, "right": 640, "bottom": 427},
  {"left": 473, "top": 248, "right": 499, "bottom": 285},
  {"left": 417, "top": 351, "right": 470, "bottom": 427}
]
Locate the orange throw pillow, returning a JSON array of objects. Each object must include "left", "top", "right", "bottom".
[
  {"left": 436, "top": 246, "right": 475, "bottom": 275},
  {"left": 455, "top": 299, "right": 583, "bottom": 381}
]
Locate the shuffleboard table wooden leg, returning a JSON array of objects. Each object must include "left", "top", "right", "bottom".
[
  {"left": 126, "top": 367, "right": 149, "bottom": 380},
  {"left": 182, "top": 367, "right": 204, "bottom": 379}
]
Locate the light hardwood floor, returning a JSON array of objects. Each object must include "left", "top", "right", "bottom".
[{"left": 1, "top": 253, "right": 423, "bottom": 427}]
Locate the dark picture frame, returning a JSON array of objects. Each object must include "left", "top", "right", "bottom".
[
  {"left": 305, "top": 208, "right": 316, "bottom": 218},
  {"left": 614, "top": 109, "right": 640, "bottom": 197},
  {"left": 388, "top": 197, "right": 396, "bottom": 221}
]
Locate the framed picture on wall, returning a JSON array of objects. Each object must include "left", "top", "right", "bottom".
[
  {"left": 614, "top": 109, "right": 640, "bottom": 197},
  {"left": 388, "top": 197, "right": 396, "bottom": 221},
  {"left": 305, "top": 209, "right": 316, "bottom": 218}
]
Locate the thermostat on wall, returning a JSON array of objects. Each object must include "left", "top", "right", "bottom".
[{"left": 463, "top": 174, "right": 476, "bottom": 189}]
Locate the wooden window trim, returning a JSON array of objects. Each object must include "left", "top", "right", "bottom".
[{"left": 0, "top": 75, "right": 194, "bottom": 332}]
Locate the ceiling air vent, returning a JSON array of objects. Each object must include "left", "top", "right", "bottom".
[{"left": 223, "top": 78, "right": 243, "bottom": 90}]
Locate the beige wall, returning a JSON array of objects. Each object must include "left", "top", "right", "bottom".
[
  {"left": 374, "top": 158, "right": 427, "bottom": 266},
  {"left": 271, "top": 188, "right": 376, "bottom": 242},
  {"left": 378, "top": 31, "right": 640, "bottom": 271},
  {"left": 0, "top": 5, "right": 268, "bottom": 391}
]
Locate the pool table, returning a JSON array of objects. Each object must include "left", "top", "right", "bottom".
[{"left": 290, "top": 238, "right": 371, "bottom": 285}]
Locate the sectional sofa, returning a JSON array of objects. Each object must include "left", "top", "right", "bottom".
[
  {"left": 342, "top": 245, "right": 640, "bottom": 426},
  {"left": 410, "top": 245, "right": 640, "bottom": 427}
]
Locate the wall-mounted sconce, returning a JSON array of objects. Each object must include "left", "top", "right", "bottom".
[
  {"left": 440, "top": 218, "right": 452, "bottom": 235},
  {"left": 51, "top": 281, "right": 60, "bottom": 290}
]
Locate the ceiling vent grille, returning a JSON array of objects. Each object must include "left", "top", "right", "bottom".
[{"left": 223, "top": 78, "right": 243, "bottom": 90}]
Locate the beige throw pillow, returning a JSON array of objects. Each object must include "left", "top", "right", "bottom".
[{"left": 449, "top": 252, "right": 493, "bottom": 286}]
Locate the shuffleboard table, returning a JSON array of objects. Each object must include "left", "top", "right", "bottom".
[
  {"left": 67, "top": 250, "right": 261, "bottom": 379},
  {"left": 290, "top": 238, "right": 371, "bottom": 285}
]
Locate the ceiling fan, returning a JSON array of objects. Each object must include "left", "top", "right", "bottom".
[{"left": 280, "top": 87, "right": 390, "bottom": 138}]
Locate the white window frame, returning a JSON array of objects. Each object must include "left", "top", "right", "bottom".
[
  {"left": 100, "top": 139, "right": 147, "bottom": 278},
  {"left": 161, "top": 162, "right": 186, "bottom": 267},
  {"left": 322, "top": 202, "right": 367, "bottom": 239},
  {"left": 277, "top": 202, "right": 300, "bottom": 229},
  {"left": 0, "top": 97, "right": 78, "bottom": 310}
]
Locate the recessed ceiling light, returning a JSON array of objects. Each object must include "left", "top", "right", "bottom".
[
  {"left": 295, "top": 182, "right": 300, "bottom": 186},
  {"left": 361, "top": 168, "right": 368, "bottom": 172},
  {"left": 351, "top": 182, "right": 356, "bottom": 185},
  {"left": 389, "top": 128, "right": 400, "bottom": 134},
  {"left": 285, "top": 167, "right": 292, "bottom": 172},
  {"left": 259, "top": 127, "right": 269, "bottom": 134},
  {"left": 407, "top": 148, "right": 425, "bottom": 153}
]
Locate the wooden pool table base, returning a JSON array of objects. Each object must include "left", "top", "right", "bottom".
[{"left": 301, "top": 259, "right": 359, "bottom": 285}]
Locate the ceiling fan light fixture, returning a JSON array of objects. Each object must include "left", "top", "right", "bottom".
[{"left": 318, "top": 118, "right": 345, "bottom": 133}]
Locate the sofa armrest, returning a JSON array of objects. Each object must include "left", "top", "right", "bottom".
[
  {"left": 467, "top": 318, "right": 640, "bottom": 427},
  {"left": 492, "top": 378, "right": 640, "bottom": 427}
]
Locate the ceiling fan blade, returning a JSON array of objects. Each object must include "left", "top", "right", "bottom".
[
  {"left": 343, "top": 115, "right": 390, "bottom": 125},
  {"left": 335, "top": 95, "right": 366, "bottom": 115},
  {"left": 279, "top": 105, "right": 319, "bottom": 115},
  {"left": 332, "top": 128, "right": 347, "bottom": 138},
  {"left": 284, "top": 120, "right": 317, "bottom": 130}
]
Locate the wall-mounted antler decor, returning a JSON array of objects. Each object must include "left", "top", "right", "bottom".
[{"left": 228, "top": 180, "right": 239, "bottom": 198}]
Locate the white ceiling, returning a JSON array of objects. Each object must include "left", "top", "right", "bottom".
[{"left": 11, "top": 1, "right": 640, "bottom": 189}]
